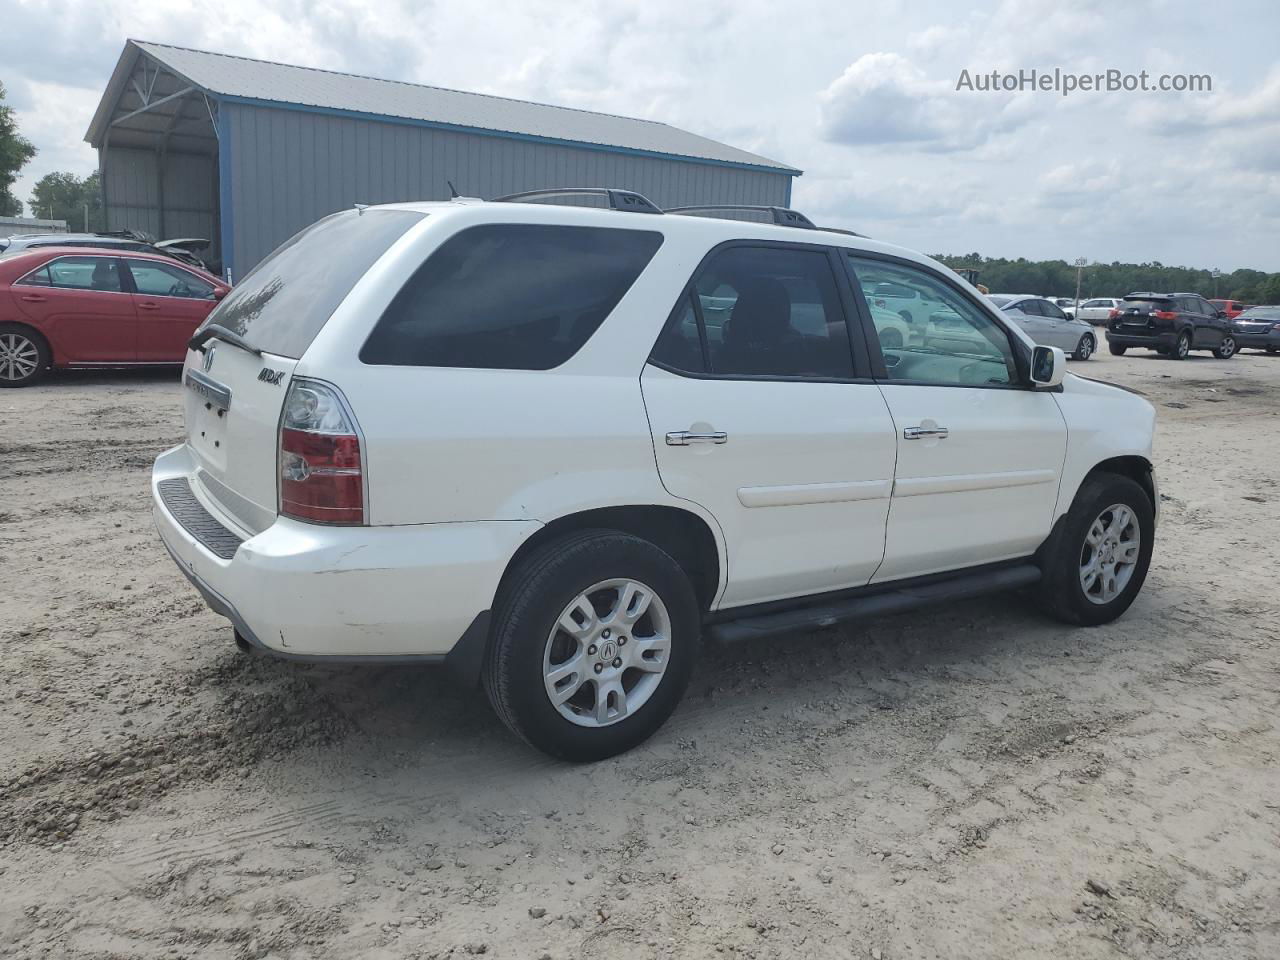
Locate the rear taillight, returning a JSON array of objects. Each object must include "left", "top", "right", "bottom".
[
  {"left": 278, "top": 379, "right": 364, "bottom": 525},
  {"left": 1153, "top": 310, "right": 1178, "bottom": 321},
  {"left": 1108, "top": 308, "right": 1120, "bottom": 319}
]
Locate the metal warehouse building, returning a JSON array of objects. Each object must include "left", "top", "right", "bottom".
[{"left": 86, "top": 40, "right": 801, "bottom": 280}]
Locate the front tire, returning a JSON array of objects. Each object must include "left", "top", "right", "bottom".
[
  {"left": 1214, "top": 335, "right": 1237, "bottom": 359},
  {"left": 484, "top": 530, "right": 700, "bottom": 761},
  {"left": 0, "top": 324, "right": 50, "bottom": 387},
  {"left": 1037, "top": 474, "right": 1154, "bottom": 626},
  {"left": 1073, "top": 334, "right": 1095, "bottom": 361}
]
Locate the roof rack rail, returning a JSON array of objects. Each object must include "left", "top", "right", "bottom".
[
  {"left": 820, "top": 226, "right": 867, "bottom": 238},
  {"left": 666, "top": 204, "right": 816, "bottom": 229},
  {"left": 492, "top": 187, "right": 662, "bottom": 214}
]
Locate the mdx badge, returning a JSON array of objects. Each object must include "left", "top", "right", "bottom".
[{"left": 258, "top": 368, "right": 285, "bottom": 385}]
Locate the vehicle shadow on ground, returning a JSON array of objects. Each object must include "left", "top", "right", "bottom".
[
  {"left": 270, "top": 588, "right": 1094, "bottom": 772},
  {"left": 45, "top": 367, "right": 183, "bottom": 388}
]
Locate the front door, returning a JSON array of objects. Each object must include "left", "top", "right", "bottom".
[
  {"left": 845, "top": 254, "right": 1068, "bottom": 582},
  {"left": 12, "top": 255, "right": 136, "bottom": 363},
  {"left": 123, "top": 258, "right": 220, "bottom": 361},
  {"left": 641, "top": 243, "right": 898, "bottom": 608}
]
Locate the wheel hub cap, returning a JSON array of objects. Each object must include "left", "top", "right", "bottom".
[
  {"left": 1079, "top": 503, "right": 1140, "bottom": 605},
  {"left": 0, "top": 333, "right": 39, "bottom": 382},
  {"left": 543, "top": 578, "right": 672, "bottom": 728}
]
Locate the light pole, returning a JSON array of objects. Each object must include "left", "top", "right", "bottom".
[
  {"left": 1074, "top": 257, "right": 1087, "bottom": 310},
  {"left": 1211, "top": 268, "right": 1221, "bottom": 298}
]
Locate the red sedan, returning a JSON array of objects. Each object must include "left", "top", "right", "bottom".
[{"left": 0, "top": 246, "right": 229, "bottom": 387}]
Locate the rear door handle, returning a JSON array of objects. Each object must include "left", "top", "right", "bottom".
[
  {"left": 20, "top": 294, "right": 47, "bottom": 303},
  {"left": 666, "top": 430, "right": 728, "bottom": 446},
  {"left": 137, "top": 301, "right": 161, "bottom": 311},
  {"left": 904, "top": 425, "right": 949, "bottom": 440}
]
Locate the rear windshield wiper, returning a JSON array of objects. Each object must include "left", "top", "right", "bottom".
[{"left": 188, "top": 324, "right": 262, "bottom": 356}]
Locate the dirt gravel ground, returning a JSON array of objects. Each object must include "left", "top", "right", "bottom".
[{"left": 2, "top": 338, "right": 1279, "bottom": 960}]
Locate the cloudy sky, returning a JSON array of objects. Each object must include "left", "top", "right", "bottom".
[{"left": 6, "top": 0, "right": 1279, "bottom": 269}]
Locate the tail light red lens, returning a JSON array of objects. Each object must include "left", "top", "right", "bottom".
[
  {"left": 279, "top": 379, "right": 364, "bottom": 525},
  {"left": 1153, "top": 310, "right": 1178, "bottom": 321},
  {"left": 1108, "top": 308, "right": 1120, "bottom": 318}
]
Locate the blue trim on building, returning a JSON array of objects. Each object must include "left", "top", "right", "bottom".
[
  {"left": 214, "top": 94, "right": 802, "bottom": 178},
  {"left": 216, "top": 103, "right": 234, "bottom": 282}
]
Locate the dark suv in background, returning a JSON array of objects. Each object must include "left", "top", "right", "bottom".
[{"left": 1107, "top": 292, "right": 1236, "bottom": 360}]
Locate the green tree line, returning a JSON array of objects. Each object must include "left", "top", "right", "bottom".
[{"left": 936, "top": 253, "right": 1280, "bottom": 305}]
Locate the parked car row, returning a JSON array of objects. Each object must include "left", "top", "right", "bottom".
[
  {"left": 0, "top": 231, "right": 213, "bottom": 272},
  {"left": 1232, "top": 305, "right": 1280, "bottom": 353},
  {"left": 0, "top": 246, "right": 228, "bottom": 386}
]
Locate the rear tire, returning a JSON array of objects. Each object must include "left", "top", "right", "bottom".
[
  {"left": 1170, "top": 330, "right": 1191, "bottom": 360},
  {"left": 1267, "top": 346, "right": 1279, "bottom": 355},
  {"left": 1037, "top": 473, "right": 1154, "bottom": 626},
  {"left": 1108, "top": 342, "right": 1127, "bottom": 356},
  {"left": 483, "top": 530, "right": 700, "bottom": 761},
  {"left": 0, "top": 324, "right": 50, "bottom": 388}
]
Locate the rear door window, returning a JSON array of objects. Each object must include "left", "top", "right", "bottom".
[
  {"left": 24, "top": 256, "right": 124, "bottom": 292},
  {"left": 199, "top": 208, "right": 425, "bottom": 359},
  {"left": 361, "top": 224, "right": 663, "bottom": 370}
]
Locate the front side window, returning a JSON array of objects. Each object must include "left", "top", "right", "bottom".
[
  {"left": 848, "top": 255, "right": 1019, "bottom": 386},
  {"left": 1042, "top": 301, "right": 1068, "bottom": 320},
  {"left": 23, "top": 256, "right": 124, "bottom": 292},
  {"left": 654, "top": 245, "right": 856, "bottom": 379},
  {"left": 126, "top": 260, "right": 215, "bottom": 299},
  {"left": 362, "top": 224, "right": 662, "bottom": 370}
]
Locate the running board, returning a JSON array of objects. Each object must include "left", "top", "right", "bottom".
[{"left": 706, "top": 563, "right": 1042, "bottom": 644}]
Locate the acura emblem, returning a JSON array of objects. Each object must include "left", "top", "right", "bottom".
[{"left": 202, "top": 341, "right": 217, "bottom": 372}]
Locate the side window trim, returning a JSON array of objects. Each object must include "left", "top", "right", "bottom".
[
  {"left": 646, "top": 238, "right": 874, "bottom": 383},
  {"left": 840, "top": 248, "right": 1032, "bottom": 389}
]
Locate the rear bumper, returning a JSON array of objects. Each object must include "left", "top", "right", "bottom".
[
  {"left": 1106, "top": 329, "right": 1176, "bottom": 350},
  {"left": 152, "top": 444, "right": 539, "bottom": 659}
]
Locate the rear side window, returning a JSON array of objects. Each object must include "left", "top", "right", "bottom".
[
  {"left": 652, "top": 245, "right": 856, "bottom": 379},
  {"left": 199, "top": 209, "right": 425, "bottom": 359},
  {"left": 361, "top": 224, "right": 663, "bottom": 370}
]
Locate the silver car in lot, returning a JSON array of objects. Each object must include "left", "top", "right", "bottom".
[{"left": 988, "top": 295, "right": 1098, "bottom": 360}]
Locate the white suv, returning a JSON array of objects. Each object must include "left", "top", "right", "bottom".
[{"left": 152, "top": 191, "right": 1158, "bottom": 761}]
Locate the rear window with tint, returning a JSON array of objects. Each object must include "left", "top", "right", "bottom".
[
  {"left": 360, "top": 224, "right": 663, "bottom": 370},
  {"left": 198, "top": 209, "right": 425, "bottom": 359},
  {"left": 1121, "top": 298, "right": 1171, "bottom": 309}
]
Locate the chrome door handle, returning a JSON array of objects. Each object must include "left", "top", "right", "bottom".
[
  {"left": 904, "top": 425, "right": 949, "bottom": 440},
  {"left": 666, "top": 430, "right": 728, "bottom": 446}
]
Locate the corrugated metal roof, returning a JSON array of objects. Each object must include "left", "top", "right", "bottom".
[{"left": 113, "top": 40, "right": 799, "bottom": 174}]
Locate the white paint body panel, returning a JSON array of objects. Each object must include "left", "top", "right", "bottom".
[
  {"left": 641, "top": 365, "right": 897, "bottom": 607},
  {"left": 151, "top": 198, "right": 1158, "bottom": 656}
]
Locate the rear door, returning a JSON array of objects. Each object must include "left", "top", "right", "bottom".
[
  {"left": 12, "top": 255, "right": 136, "bottom": 362},
  {"left": 123, "top": 258, "right": 221, "bottom": 361},
  {"left": 1038, "top": 300, "right": 1081, "bottom": 350},
  {"left": 641, "top": 242, "right": 898, "bottom": 608},
  {"left": 845, "top": 253, "right": 1067, "bottom": 582},
  {"left": 182, "top": 208, "right": 426, "bottom": 534}
]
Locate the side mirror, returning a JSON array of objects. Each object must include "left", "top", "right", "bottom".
[
  {"left": 1217, "top": 310, "right": 1228, "bottom": 318},
  {"left": 1031, "top": 345, "right": 1067, "bottom": 388},
  {"left": 213, "top": 287, "right": 228, "bottom": 301}
]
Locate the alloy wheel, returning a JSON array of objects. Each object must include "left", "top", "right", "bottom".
[
  {"left": 0, "top": 333, "right": 39, "bottom": 382},
  {"left": 1176, "top": 333, "right": 1190, "bottom": 359},
  {"left": 1219, "top": 337, "right": 1236, "bottom": 358},
  {"left": 542, "top": 578, "right": 672, "bottom": 728},
  {"left": 1079, "top": 503, "right": 1141, "bottom": 605}
]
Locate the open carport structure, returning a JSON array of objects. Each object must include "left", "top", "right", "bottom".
[{"left": 85, "top": 40, "right": 801, "bottom": 281}]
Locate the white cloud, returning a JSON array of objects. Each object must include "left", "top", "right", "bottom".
[{"left": 3, "top": 0, "right": 1278, "bottom": 270}]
